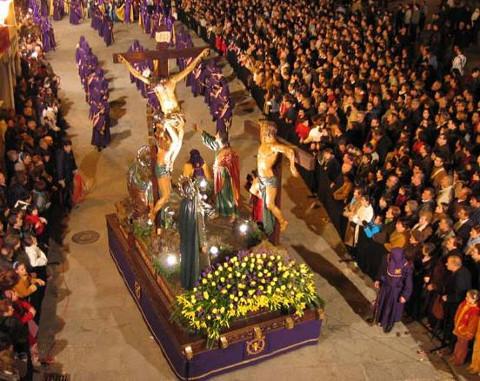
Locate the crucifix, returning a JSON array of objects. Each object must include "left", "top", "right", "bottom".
[
  {"left": 245, "top": 120, "right": 315, "bottom": 245},
  {"left": 112, "top": 28, "right": 209, "bottom": 224}
]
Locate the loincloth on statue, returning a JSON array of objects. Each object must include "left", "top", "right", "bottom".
[
  {"left": 154, "top": 111, "right": 185, "bottom": 130},
  {"left": 258, "top": 175, "right": 279, "bottom": 189},
  {"left": 155, "top": 163, "right": 171, "bottom": 178},
  {"left": 257, "top": 175, "right": 278, "bottom": 236},
  {"left": 164, "top": 112, "right": 185, "bottom": 127}
]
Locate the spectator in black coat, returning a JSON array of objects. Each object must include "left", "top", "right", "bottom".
[
  {"left": 55, "top": 139, "right": 77, "bottom": 213},
  {"left": 322, "top": 148, "right": 340, "bottom": 186},
  {"left": 442, "top": 255, "right": 472, "bottom": 347},
  {"left": 469, "top": 194, "right": 480, "bottom": 225},
  {"left": 0, "top": 173, "right": 8, "bottom": 212},
  {"left": 0, "top": 300, "right": 28, "bottom": 355},
  {"left": 470, "top": 243, "right": 480, "bottom": 290},
  {"left": 6, "top": 173, "right": 30, "bottom": 209},
  {"left": 467, "top": 67, "right": 480, "bottom": 101},
  {"left": 372, "top": 128, "right": 392, "bottom": 165},
  {"left": 454, "top": 205, "right": 473, "bottom": 246}
]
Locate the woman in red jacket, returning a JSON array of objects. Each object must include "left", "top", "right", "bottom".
[
  {"left": 452, "top": 290, "right": 480, "bottom": 366},
  {"left": 2, "top": 291, "right": 40, "bottom": 367}
]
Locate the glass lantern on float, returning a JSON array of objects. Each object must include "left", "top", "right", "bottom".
[
  {"left": 152, "top": 223, "right": 181, "bottom": 283},
  {"left": 231, "top": 218, "right": 265, "bottom": 248},
  {"left": 153, "top": 248, "right": 181, "bottom": 282}
]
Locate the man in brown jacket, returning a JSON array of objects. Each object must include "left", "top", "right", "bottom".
[
  {"left": 328, "top": 162, "right": 353, "bottom": 233},
  {"left": 430, "top": 154, "right": 448, "bottom": 190},
  {"left": 332, "top": 175, "right": 353, "bottom": 202},
  {"left": 384, "top": 218, "right": 410, "bottom": 252},
  {"left": 410, "top": 210, "right": 434, "bottom": 243}
]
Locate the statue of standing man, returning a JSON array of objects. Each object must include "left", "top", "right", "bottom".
[{"left": 256, "top": 121, "right": 298, "bottom": 233}]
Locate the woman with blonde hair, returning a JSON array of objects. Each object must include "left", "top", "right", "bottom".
[{"left": 410, "top": 210, "right": 433, "bottom": 243}]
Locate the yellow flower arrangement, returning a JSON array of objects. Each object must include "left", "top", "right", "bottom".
[{"left": 171, "top": 252, "right": 323, "bottom": 348}]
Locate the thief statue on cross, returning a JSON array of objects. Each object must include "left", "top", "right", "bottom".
[{"left": 116, "top": 47, "right": 209, "bottom": 223}]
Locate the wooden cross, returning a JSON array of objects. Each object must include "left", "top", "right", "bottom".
[
  {"left": 244, "top": 120, "right": 315, "bottom": 245},
  {"left": 112, "top": 35, "right": 208, "bottom": 206},
  {"left": 112, "top": 46, "right": 208, "bottom": 79},
  {"left": 113, "top": 23, "right": 207, "bottom": 79}
]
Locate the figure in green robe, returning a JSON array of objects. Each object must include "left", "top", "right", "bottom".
[{"left": 179, "top": 192, "right": 200, "bottom": 290}]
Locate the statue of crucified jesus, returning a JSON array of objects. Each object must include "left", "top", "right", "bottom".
[{"left": 117, "top": 48, "right": 209, "bottom": 222}]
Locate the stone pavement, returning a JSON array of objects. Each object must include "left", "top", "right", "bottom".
[{"left": 35, "top": 18, "right": 456, "bottom": 381}]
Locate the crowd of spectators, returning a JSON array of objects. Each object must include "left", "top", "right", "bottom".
[
  {"left": 5, "top": 0, "right": 480, "bottom": 375},
  {"left": 0, "top": 7, "right": 77, "bottom": 379},
  {"left": 177, "top": 0, "right": 480, "bottom": 371}
]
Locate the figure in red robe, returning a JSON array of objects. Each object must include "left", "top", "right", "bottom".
[{"left": 197, "top": 126, "right": 240, "bottom": 219}]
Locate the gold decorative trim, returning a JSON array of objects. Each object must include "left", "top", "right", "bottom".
[
  {"left": 219, "top": 336, "right": 229, "bottom": 349},
  {"left": 247, "top": 325, "right": 266, "bottom": 356},
  {"left": 189, "top": 337, "right": 319, "bottom": 380},
  {"left": 253, "top": 326, "right": 262, "bottom": 339},
  {"left": 316, "top": 308, "right": 325, "bottom": 321},
  {"left": 183, "top": 345, "right": 193, "bottom": 361},
  {"left": 246, "top": 336, "right": 266, "bottom": 356},
  {"left": 285, "top": 317, "right": 294, "bottom": 330},
  {"left": 134, "top": 280, "right": 141, "bottom": 299}
]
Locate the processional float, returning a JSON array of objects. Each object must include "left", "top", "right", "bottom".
[{"left": 106, "top": 25, "right": 324, "bottom": 381}]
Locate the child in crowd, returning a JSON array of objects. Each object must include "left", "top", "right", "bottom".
[{"left": 24, "top": 207, "right": 47, "bottom": 244}]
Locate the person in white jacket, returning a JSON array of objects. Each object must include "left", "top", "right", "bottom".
[
  {"left": 452, "top": 45, "right": 467, "bottom": 76},
  {"left": 351, "top": 195, "right": 375, "bottom": 247},
  {"left": 24, "top": 235, "right": 48, "bottom": 269},
  {"left": 23, "top": 234, "right": 48, "bottom": 324}
]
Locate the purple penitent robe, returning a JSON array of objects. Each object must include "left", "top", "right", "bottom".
[{"left": 374, "top": 248, "right": 413, "bottom": 329}]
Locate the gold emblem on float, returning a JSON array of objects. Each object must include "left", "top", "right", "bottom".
[
  {"left": 246, "top": 336, "right": 266, "bottom": 355},
  {"left": 134, "top": 280, "right": 141, "bottom": 299},
  {"left": 246, "top": 327, "right": 266, "bottom": 355}
]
